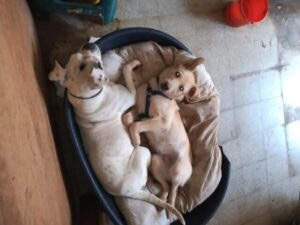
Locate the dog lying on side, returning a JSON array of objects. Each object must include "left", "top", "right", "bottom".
[
  {"left": 122, "top": 57, "right": 204, "bottom": 214},
  {"left": 48, "top": 43, "right": 185, "bottom": 225}
]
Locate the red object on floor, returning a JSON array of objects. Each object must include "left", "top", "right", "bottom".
[{"left": 224, "top": 0, "right": 268, "bottom": 27}]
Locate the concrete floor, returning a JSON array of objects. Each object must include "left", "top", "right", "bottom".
[{"left": 36, "top": 0, "right": 300, "bottom": 224}]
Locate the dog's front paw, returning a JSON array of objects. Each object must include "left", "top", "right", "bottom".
[
  {"left": 122, "top": 113, "right": 134, "bottom": 127},
  {"left": 166, "top": 211, "right": 176, "bottom": 222},
  {"left": 129, "top": 123, "right": 141, "bottom": 147}
]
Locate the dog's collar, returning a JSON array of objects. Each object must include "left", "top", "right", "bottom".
[
  {"left": 67, "top": 87, "right": 103, "bottom": 100},
  {"left": 145, "top": 84, "right": 172, "bottom": 101}
]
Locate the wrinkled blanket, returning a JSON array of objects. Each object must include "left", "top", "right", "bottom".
[{"left": 102, "top": 41, "right": 222, "bottom": 225}]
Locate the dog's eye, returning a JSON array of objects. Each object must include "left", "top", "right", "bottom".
[
  {"left": 175, "top": 72, "right": 181, "bottom": 78},
  {"left": 79, "top": 63, "right": 86, "bottom": 71},
  {"left": 179, "top": 85, "right": 184, "bottom": 91}
]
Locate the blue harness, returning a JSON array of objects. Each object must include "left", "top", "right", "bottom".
[{"left": 138, "top": 82, "right": 172, "bottom": 120}]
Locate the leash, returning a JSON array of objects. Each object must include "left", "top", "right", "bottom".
[
  {"left": 67, "top": 87, "right": 103, "bottom": 100},
  {"left": 138, "top": 78, "right": 171, "bottom": 120}
]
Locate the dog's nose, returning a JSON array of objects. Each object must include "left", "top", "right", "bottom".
[
  {"left": 160, "top": 82, "right": 169, "bottom": 91},
  {"left": 82, "top": 43, "right": 99, "bottom": 52}
]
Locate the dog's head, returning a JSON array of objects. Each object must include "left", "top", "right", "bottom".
[
  {"left": 158, "top": 57, "right": 204, "bottom": 101},
  {"left": 49, "top": 43, "right": 107, "bottom": 95}
]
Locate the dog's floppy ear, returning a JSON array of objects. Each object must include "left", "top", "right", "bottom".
[
  {"left": 49, "top": 60, "right": 67, "bottom": 85},
  {"left": 183, "top": 57, "right": 205, "bottom": 71},
  {"left": 185, "top": 85, "right": 200, "bottom": 103}
]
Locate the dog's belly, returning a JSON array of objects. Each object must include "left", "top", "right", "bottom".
[
  {"left": 80, "top": 118, "right": 135, "bottom": 192},
  {"left": 146, "top": 120, "right": 188, "bottom": 156}
]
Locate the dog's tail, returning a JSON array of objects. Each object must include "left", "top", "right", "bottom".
[
  {"left": 123, "top": 59, "right": 141, "bottom": 95},
  {"left": 122, "top": 190, "right": 185, "bottom": 225}
]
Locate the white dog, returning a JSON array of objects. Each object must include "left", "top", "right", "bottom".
[{"left": 48, "top": 43, "right": 185, "bottom": 225}]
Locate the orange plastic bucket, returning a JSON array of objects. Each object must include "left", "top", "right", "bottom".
[{"left": 224, "top": 0, "right": 268, "bottom": 27}]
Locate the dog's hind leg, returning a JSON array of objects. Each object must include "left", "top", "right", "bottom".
[
  {"left": 123, "top": 190, "right": 185, "bottom": 225},
  {"left": 168, "top": 184, "right": 179, "bottom": 208},
  {"left": 117, "top": 148, "right": 186, "bottom": 224},
  {"left": 150, "top": 155, "right": 169, "bottom": 201},
  {"left": 120, "top": 146, "right": 151, "bottom": 193},
  {"left": 166, "top": 184, "right": 179, "bottom": 220},
  {"left": 119, "top": 147, "right": 186, "bottom": 225}
]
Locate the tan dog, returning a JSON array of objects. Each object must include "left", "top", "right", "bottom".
[
  {"left": 123, "top": 57, "right": 204, "bottom": 213},
  {"left": 48, "top": 43, "right": 185, "bottom": 225}
]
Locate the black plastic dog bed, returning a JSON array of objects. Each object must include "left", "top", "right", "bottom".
[{"left": 64, "top": 27, "right": 231, "bottom": 225}]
